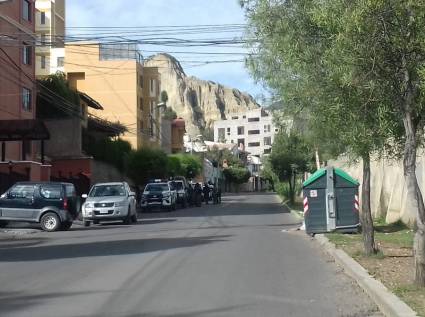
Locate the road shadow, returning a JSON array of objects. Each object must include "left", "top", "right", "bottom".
[
  {"left": 0, "top": 290, "right": 111, "bottom": 316},
  {"left": 0, "top": 237, "right": 48, "bottom": 249},
  {"left": 140, "top": 201, "right": 289, "bottom": 219},
  {"left": 0, "top": 234, "right": 232, "bottom": 262}
]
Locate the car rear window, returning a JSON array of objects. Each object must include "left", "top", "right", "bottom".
[
  {"left": 65, "top": 184, "right": 76, "bottom": 197},
  {"left": 40, "top": 185, "right": 62, "bottom": 199},
  {"left": 175, "top": 182, "right": 184, "bottom": 190}
]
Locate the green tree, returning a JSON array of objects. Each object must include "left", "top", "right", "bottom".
[
  {"left": 205, "top": 146, "right": 242, "bottom": 168},
  {"left": 162, "top": 107, "right": 177, "bottom": 120},
  {"left": 269, "top": 131, "right": 311, "bottom": 204},
  {"left": 223, "top": 166, "right": 251, "bottom": 190},
  {"left": 171, "top": 154, "right": 202, "bottom": 179},
  {"left": 260, "top": 158, "right": 277, "bottom": 191},
  {"left": 37, "top": 72, "right": 80, "bottom": 119},
  {"left": 160, "top": 90, "right": 169, "bottom": 103},
  {"left": 241, "top": 0, "right": 402, "bottom": 257},
  {"left": 167, "top": 155, "right": 183, "bottom": 177},
  {"left": 127, "top": 148, "right": 168, "bottom": 185}
]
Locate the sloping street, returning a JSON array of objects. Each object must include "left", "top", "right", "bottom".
[{"left": 0, "top": 193, "right": 380, "bottom": 317}]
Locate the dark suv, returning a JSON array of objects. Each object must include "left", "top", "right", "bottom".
[{"left": 0, "top": 182, "right": 80, "bottom": 232}]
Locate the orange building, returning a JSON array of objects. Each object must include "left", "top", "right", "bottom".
[{"left": 65, "top": 42, "right": 161, "bottom": 149}]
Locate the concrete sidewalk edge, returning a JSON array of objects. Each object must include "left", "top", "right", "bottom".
[{"left": 315, "top": 234, "right": 418, "bottom": 317}]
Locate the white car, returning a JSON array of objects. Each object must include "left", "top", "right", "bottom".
[
  {"left": 140, "top": 182, "right": 177, "bottom": 211},
  {"left": 81, "top": 182, "right": 137, "bottom": 226}
]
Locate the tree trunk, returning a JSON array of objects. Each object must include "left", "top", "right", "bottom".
[
  {"left": 402, "top": 111, "right": 425, "bottom": 286},
  {"left": 315, "top": 148, "right": 321, "bottom": 170},
  {"left": 361, "top": 153, "right": 376, "bottom": 255}
]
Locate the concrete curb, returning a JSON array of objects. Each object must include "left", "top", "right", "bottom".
[{"left": 315, "top": 234, "right": 417, "bottom": 317}]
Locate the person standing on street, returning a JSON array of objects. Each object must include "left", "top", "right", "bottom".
[{"left": 203, "top": 183, "right": 210, "bottom": 204}]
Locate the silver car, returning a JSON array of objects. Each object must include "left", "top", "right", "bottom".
[{"left": 81, "top": 182, "right": 137, "bottom": 227}]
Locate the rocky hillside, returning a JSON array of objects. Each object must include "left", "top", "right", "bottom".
[{"left": 144, "top": 53, "right": 260, "bottom": 136}]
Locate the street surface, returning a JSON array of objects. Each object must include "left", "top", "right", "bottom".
[{"left": 0, "top": 193, "right": 380, "bottom": 317}]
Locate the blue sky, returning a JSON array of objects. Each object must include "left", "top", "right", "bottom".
[{"left": 66, "top": 0, "right": 267, "bottom": 101}]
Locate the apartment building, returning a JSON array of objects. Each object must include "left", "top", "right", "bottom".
[
  {"left": 0, "top": 0, "right": 51, "bottom": 187},
  {"left": 34, "top": 0, "right": 65, "bottom": 77},
  {"left": 65, "top": 42, "right": 161, "bottom": 149},
  {"left": 213, "top": 108, "right": 277, "bottom": 157}
]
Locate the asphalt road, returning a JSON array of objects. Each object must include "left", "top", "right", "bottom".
[{"left": 0, "top": 193, "right": 381, "bottom": 317}]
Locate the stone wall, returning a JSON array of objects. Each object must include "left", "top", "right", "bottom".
[
  {"left": 91, "top": 160, "right": 134, "bottom": 187},
  {"left": 44, "top": 118, "right": 82, "bottom": 158},
  {"left": 330, "top": 156, "right": 425, "bottom": 226}
]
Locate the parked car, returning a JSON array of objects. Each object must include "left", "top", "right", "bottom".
[
  {"left": 140, "top": 181, "right": 177, "bottom": 211},
  {"left": 173, "top": 180, "right": 188, "bottom": 207},
  {"left": 0, "top": 182, "right": 80, "bottom": 232},
  {"left": 81, "top": 182, "right": 137, "bottom": 227}
]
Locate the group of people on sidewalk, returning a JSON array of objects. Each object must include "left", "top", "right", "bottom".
[{"left": 188, "top": 181, "right": 222, "bottom": 207}]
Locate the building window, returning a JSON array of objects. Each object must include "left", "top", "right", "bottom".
[
  {"left": 264, "top": 148, "right": 272, "bottom": 154},
  {"left": 248, "top": 130, "right": 260, "bottom": 135},
  {"left": 218, "top": 128, "right": 225, "bottom": 141},
  {"left": 226, "top": 127, "right": 231, "bottom": 135},
  {"left": 23, "top": 44, "right": 31, "bottom": 65},
  {"left": 22, "top": 0, "right": 31, "bottom": 21},
  {"left": 150, "top": 79, "right": 155, "bottom": 93},
  {"left": 275, "top": 128, "right": 279, "bottom": 132},
  {"left": 237, "top": 138, "right": 245, "bottom": 146},
  {"left": 243, "top": 115, "right": 246, "bottom": 119},
  {"left": 248, "top": 117, "right": 260, "bottom": 122},
  {"left": 264, "top": 124, "right": 271, "bottom": 133},
  {"left": 237, "top": 126, "right": 244, "bottom": 135},
  {"left": 40, "top": 11, "right": 46, "bottom": 24},
  {"left": 231, "top": 116, "right": 239, "bottom": 120},
  {"left": 139, "top": 119, "right": 144, "bottom": 131},
  {"left": 248, "top": 142, "right": 260, "bottom": 147},
  {"left": 22, "top": 88, "right": 31, "bottom": 111},
  {"left": 139, "top": 75, "right": 143, "bottom": 88},
  {"left": 264, "top": 136, "right": 272, "bottom": 146},
  {"left": 57, "top": 57, "right": 64, "bottom": 67},
  {"left": 41, "top": 55, "right": 46, "bottom": 69}
]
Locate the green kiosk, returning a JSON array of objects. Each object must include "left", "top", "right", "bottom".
[{"left": 303, "top": 167, "right": 360, "bottom": 235}]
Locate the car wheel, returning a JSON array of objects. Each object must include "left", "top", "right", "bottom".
[
  {"left": 182, "top": 199, "right": 187, "bottom": 208},
  {"left": 40, "top": 212, "right": 61, "bottom": 232},
  {"left": 0, "top": 220, "right": 9, "bottom": 228},
  {"left": 83, "top": 220, "right": 91, "bottom": 227},
  {"left": 123, "top": 208, "right": 131, "bottom": 225},
  {"left": 93, "top": 220, "right": 99, "bottom": 225},
  {"left": 61, "top": 221, "right": 73, "bottom": 231},
  {"left": 131, "top": 214, "right": 138, "bottom": 223}
]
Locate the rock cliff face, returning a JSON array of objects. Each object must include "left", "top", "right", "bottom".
[{"left": 144, "top": 53, "right": 260, "bottom": 136}]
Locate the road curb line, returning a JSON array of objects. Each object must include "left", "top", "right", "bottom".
[{"left": 315, "top": 234, "right": 417, "bottom": 317}]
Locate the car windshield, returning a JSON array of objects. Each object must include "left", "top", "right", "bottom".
[
  {"left": 145, "top": 184, "right": 169, "bottom": 192},
  {"left": 175, "top": 182, "right": 184, "bottom": 190},
  {"left": 89, "top": 185, "right": 126, "bottom": 197}
]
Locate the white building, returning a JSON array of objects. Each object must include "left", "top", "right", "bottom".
[
  {"left": 213, "top": 108, "right": 277, "bottom": 157},
  {"left": 35, "top": 0, "right": 65, "bottom": 77}
]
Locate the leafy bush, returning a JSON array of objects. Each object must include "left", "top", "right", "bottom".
[
  {"left": 223, "top": 166, "right": 251, "bottom": 185},
  {"left": 127, "top": 148, "right": 169, "bottom": 185},
  {"left": 170, "top": 154, "right": 202, "bottom": 179},
  {"left": 84, "top": 137, "right": 132, "bottom": 172}
]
